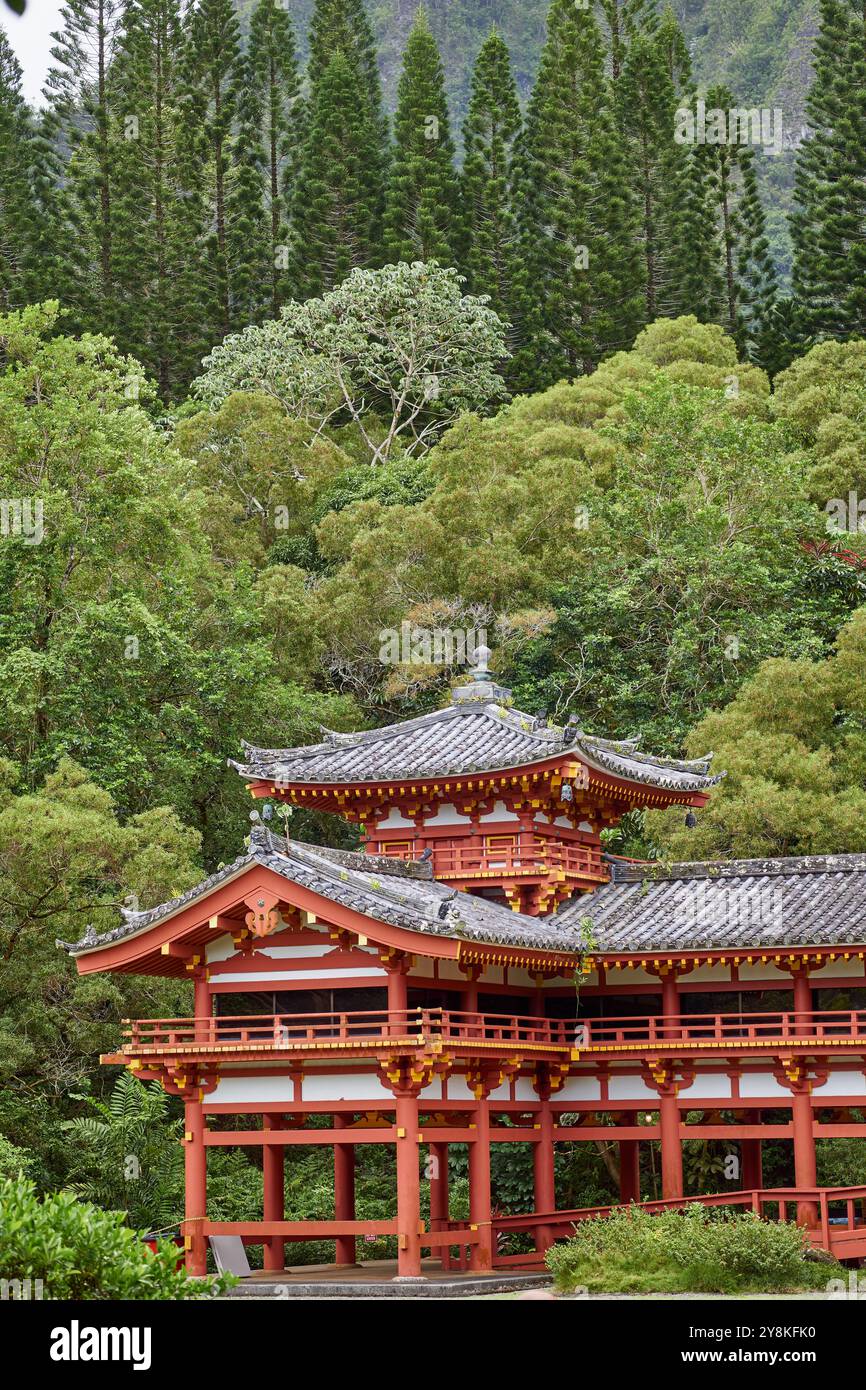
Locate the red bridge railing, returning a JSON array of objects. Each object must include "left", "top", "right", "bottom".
[{"left": 120, "top": 1007, "right": 866, "bottom": 1053}]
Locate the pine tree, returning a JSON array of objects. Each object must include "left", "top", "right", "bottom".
[
  {"left": 186, "top": 0, "right": 242, "bottom": 341},
  {"left": 618, "top": 30, "right": 688, "bottom": 321},
  {"left": 109, "top": 0, "right": 209, "bottom": 396},
  {"left": 513, "top": 0, "right": 643, "bottom": 384},
  {"left": 290, "top": 49, "right": 383, "bottom": 297},
  {"left": 792, "top": 0, "right": 866, "bottom": 339},
  {"left": 225, "top": 53, "right": 271, "bottom": 328},
  {"left": 461, "top": 29, "right": 522, "bottom": 335},
  {"left": 308, "top": 0, "right": 385, "bottom": 137},
  {"left": 44, "top": 0, "right": 124, "bottom": 329},
  {"left": 248, "top": 0, "right": 301, "bottom": 315},
  {"left": 596, "top": 0, "right": 658, "bottom": 80},
  {"left": 655, "top": 1, "right": 692, "bottom": 93},
  {"left": 694, "top": 84, "right": 778, "bottom": 351},
  {"left": 0, "top": 29, "right": 39, "bottom": 310},
  {"left": 383, "top": 7, "right": 460, "bottom": 265}
]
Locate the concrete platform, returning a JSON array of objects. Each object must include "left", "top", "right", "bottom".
[{"left": 223, "top": 1258, "right": 550, "bottom": 1298}]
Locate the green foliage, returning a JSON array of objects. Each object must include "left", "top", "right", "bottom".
[
  {"left": 193, "top": 261, "right": 508, "bottom": 464},
  {"left": 650, "top": 606, "right": 866, "bottom": 859},
  {"left": 0, "top": 1177, "right": 231, "bottom": 1298},
  {"left": 545, "top": 1204, "right": 828, "bottom": 1294},
  {"left": 383, "top": 8, "right": 460, "bottom": 264}
]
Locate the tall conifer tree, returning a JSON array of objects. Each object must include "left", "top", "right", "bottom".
[
  {"left": 513, "top": 0, "right": 643, "bottom": 384},
  {"left": 596, "top": 0, "right": 658, "bottom": 79},
  {"left": 109, "top": 0, "right": 208, "bottom": 396},
  {"left": 0, "top": 30, "right": 40, "bottom": 310},
  {"left": 186, "top": 0, "right": 241, "bottom": 340},
  {"left": 461, "top": 29, "right": 521, "bottom": 335},
  {"left": 694, "top": 84, "right": 778, "bottom": 351},
  {"left": 792, "top": 0, "right": 866, "bottom": 338},
  {"left": 44, "top": 0, "right": 123, "bottom": 329},
  {"left": 225, "top": 53, "right": 271, "bottom": 328},
  {"left": 248, "top": 0, "right": 301, "bottom": 314},
  {"left": 290, "top": 50, "right": 382, "bottom": 297},
  {"left": 383, "top": 8, "right": 460, "bottom": 265}
]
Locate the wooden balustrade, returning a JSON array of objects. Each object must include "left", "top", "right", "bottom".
[{"left": 121, "top": 1006, "right": 866, "bottom": 1054}]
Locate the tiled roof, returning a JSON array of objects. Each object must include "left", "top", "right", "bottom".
[
  {"left": 555, "top": 854, "right": 866, "bottom": 952},
  {"left": 230, "top": 677, "right": 722, "bottom": 796},
  {"left": 58, "top": 829, "right": 582, "bottom": 958}
]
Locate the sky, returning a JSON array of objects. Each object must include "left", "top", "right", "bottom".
[{"left": 4, "top": 0, "right": 65, "bottom": 106}]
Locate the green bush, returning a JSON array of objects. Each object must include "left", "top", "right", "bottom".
[
  {"left": 545, "top": 1204, "right": 832, "bottom": 1295},
  {"left": 0, "top": 1178, "right": 232, "bottom": 1299}
]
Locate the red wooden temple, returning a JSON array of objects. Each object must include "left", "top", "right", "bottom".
[{"left": 61, "top": 653, "right": 866, "bottom": 1276}]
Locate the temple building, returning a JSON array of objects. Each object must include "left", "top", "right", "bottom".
[{"left": 60, "top": 653, "right": 866, "bottom": 1277}]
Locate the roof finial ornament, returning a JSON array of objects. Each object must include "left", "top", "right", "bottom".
[
  {"left": 471, "top": 642, "right": 491, "bottom": 677},
  {"left": 452, "top": 643, "right": 512, "bottom": 708}
]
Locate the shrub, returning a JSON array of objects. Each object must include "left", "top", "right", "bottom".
[
  {"left": 545, "top": 1204, "right": 830, "bottom": 1295},
  {"left": 0, "top": 1178, "right": 232, "bottom": 1299}
]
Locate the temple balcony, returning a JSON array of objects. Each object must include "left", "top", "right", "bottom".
[{"left": 107, "top": 1006, "right": 866, "bottom": 1069}]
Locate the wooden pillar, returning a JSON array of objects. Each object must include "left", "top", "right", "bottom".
[
  {"left": 429, "top": 1141, "right": 449, "bottom": 1226},
  {"left": 792, "top": 1086, "right": 818, "bottom": 1227},
  {"left": 334, "top": 1113, "right": 356, "bottom": 1266},
  {"left": 193, "top": 971, "right": 210, "bottom": 1043},
  {"left": 388, "top": 965, "right": 408, "bottom": 1036},
  {"left": 661, "top": 970, "right": 680, "bottom": 1039},
  {"left": 741, "top": 1112, "right": 763, "bottom": 1191},
  {"left": 659, "top": 1089, "right": 684, "bottom": 1200},
  {"left": 183, "top": 1094, "right": 207, "bottom": 1276},
  {"left": 619, "top": 1140, "right": 641, "bottom": 1204},
  {"left": 429, "top": 1140, "right": 449, "bottom": 1270},
  {"left": 533, "top": 1099, "right": 556, "bottom": 1254},
  {"left": 793, "top": 968, "right": 812, "bottom": 1021},
  {"left": 262, "top": 1116, "right": 285, "bottom": 1272},
  {"left": 469, "top": 1101, "right": 494, "bottom": 1271},
  {"left": 395, "top": 1091, "right": 422, "bottom": 1277}
]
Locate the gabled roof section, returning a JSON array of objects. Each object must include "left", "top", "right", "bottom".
[
  {"left": 230, "top": 661, "right": 722, "bottom": 797},
  {"left": 555, "top": 853, "right": 866, "bottom": 952},
  {"left": 58, "top": 828, "right": 583, "bottom": 963}
]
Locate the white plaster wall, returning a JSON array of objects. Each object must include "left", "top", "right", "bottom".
[
  {"left": 481, "top": 801, "right": 520, "bottom": 824},
  {"left": 738, "top": 962, "right": 789, "bottom": 982},
  {"left": 809, "top": 958, "right": 865, "bottom": 980},
  {"left": 814, "top": 1070, "right": 866, "bottom": 1097},
  {"left": 684, "top": 1073, "right": 732, "bottom": 1100},
  {"left": 214, "top": 967, "right": 387, "bottom": 984},
  {"left": 608, "top": 1074, "right": 657, "bottom": 1101},
  {"left": 302, "top": 1071, "right": 392, "bottom": 1101},
  {"left": 377, "top": 806, "right": 415, "bottom": 829},
  {"left": 738, "top": 1072, "right": 791, "bottom": 1098},
  {"left": 424, "top": 803, "right": 472, "bottom": 826},
  {"left": 556, "top": 1076, "right": 602, "bottom": 1102}
]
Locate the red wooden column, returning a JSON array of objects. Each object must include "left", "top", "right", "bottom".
[
  {"left": 661, "top": 968, "right": 681, "bottom": 1040},
  {"left": 395, "top": 1091, "right": 422, "bottom": 1277},
  {"left": 791, "top": 1084, "right": 818, "bottom": 1227},
  {"left": 741, "top": 1110, "right": 763, "bottom": 1191},
  {"left": 793, "top": 967, "right": 813, "bottom": 1022},
  {"left": 619, "top": 1140, "right": 641, "bottom": 1204},
  {"left": 183, "top": 1094, "right": 207, "bottom": 1276},
  {"left": 334, "top": 1113, "right": 356, "bottom": 1266},
  {"left": 469, "top": 1100, "right": 494, "bottom": 1271},
  {"left": 193, "top": 970, "right": 210, "bottom": 1042},
  {"left": 533, "top": 1096, "right": 556, "bottom": 1255},
  {"left": 429, "top": 1140, "right": 450, "bottom": 1270},
  {"left": 386, "top": 957, "right": 409, "bottom": 1036},
  {"left": 262, "top": 1115, "right": 285, "bottom": 1272},
  {"left": 652, "top": 1064, "right": 684, "bottom": 1201}
]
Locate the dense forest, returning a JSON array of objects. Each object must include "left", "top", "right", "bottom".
[{"left": 2, "top": 0, "right": 866, "bottom": 1243}]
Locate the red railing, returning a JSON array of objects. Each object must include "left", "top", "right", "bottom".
[
  {"left": 120, "top": 1007, "right": 866, "bottom": 1053},
  {"left": 492, "top": 1185, "right": 866, "bottom": 1256},
  {"left": 379, "top": 837, "right": 602, "bottom": 880}
]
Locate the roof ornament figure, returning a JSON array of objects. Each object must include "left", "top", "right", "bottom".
[{"left": 451, "top": 642, "right": 512, "bottom": 708}]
